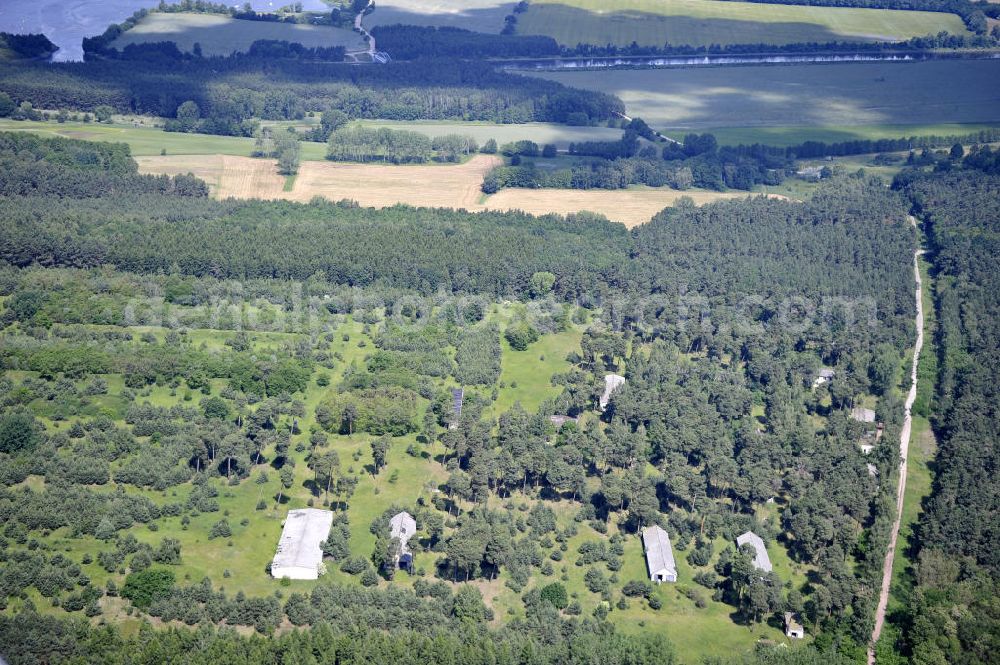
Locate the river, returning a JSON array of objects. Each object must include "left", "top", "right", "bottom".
[{"left": 0, "top": 0, "right": 330, "bottom": 61}]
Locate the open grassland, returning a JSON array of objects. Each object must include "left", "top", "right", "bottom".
[
  {"left": 138, "top": 154, "right": 752, "bottom": 225},
  {"left": 0, "top": 118, "right": 325, "bottom": 159},
  {"left": 518, "top": 0, "right": 966, "bottom": 47},
  {"left": 531, "top": 60, "right": 1000, "bottom": 132},
  {"left": 351, "top": 119, "right": 625, "bottom": 149},
  {"left": 366, "top": 0, "right": 516, "bottom": 33},
  {"left": 111, "top": 12, "right": 366, "bottom": 56}
]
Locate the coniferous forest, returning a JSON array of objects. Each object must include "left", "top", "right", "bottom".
[{"left": 0, "top": 1, "right": 999, "bottom": 661}]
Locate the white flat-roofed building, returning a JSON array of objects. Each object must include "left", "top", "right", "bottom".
[
  {"left": 642, "top": 524, "right": 677, "bottom": 583},
  {"left": 271, "top": 508, "right": 333, "bottom": 580},
  {"left": 600, "top": 374, "right": 626, "bottom": 411},
  {"left": 736, "top": 530, "right": 773, "bottom": 573}
]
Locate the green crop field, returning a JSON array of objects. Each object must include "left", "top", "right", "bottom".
[
  {"left": 517, "top": 0, "right": 967, "bottom": 47},
  {"left": 351, "top": 119, "right": 624, "bottom": 148},
  {"left": 111, "top": 12, "right": 367, "bottom": 56},
  {"left": 532, "top": 60, "right": 1000, "bottom": 133},
  {"left": 0, "top": 118, "right": 327, "bottom": 160},
  {"left": 366, "top": 0, "right": 517, "bottom": 33}
]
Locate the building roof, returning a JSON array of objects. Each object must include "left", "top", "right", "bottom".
[
  {"left": 272, "top": 508, "right": 333, "bottom": 573},
  {"left": 390, "top": 511, "right": 417, "bottom": 554},
  {"left": 851, "top": 407, "right": 876, "bottom": 423},
  {"left": 642, "top": 524, "right": 676, "bottom": 577},
  {"left": 549, "top": 415, "right": 579, "bottom": 427},
  {"left": 784, "top": 612, "right": 804, "bottom": 633},
  {"left": 600, "top": 374, "right": 626, "bottom": 411},
  {"left": 736, "top": 531, "right": 773, "bottom": 573},
  {"left": 451, "top": 388, "right": 464, "bottom": 418},
  {"left": 818, "top": 368, "right": 836, "bottom": 379}
]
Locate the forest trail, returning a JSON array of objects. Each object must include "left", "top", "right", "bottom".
[{"left": 868, "top": 220, "right": 925, "bottom": 665}]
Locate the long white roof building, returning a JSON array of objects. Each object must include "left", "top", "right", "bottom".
[
  {"left": 642, "top": 524, "right": 677, "bottom": 583},
  {"left": 271, "top": 508, "right": 333, "bottom": 580}
]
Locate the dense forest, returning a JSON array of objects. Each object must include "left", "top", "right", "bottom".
[{"left": 0, "top": 57, "right": 623, "bottom": 137}]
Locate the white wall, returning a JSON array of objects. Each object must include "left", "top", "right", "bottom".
[{"left": 271, "top": 565, "right": 318, "bottom": 581}]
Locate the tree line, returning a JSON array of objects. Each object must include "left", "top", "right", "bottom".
[{"left": 0, "top": 57, "right": 624, "bottom": 137}]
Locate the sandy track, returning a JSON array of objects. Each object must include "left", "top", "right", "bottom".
[{"left": 867, "top": 226, "right": 925, "bottom": 664}]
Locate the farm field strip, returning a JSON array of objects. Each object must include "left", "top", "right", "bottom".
[
  {"left": 137, "top": 154, "right": 761, "bottom": 226},
  {"left": 531, "top": 60, "right": 1000, "bottom": 131},
  {"left": 111, "top": 12, "right": 367, "bottom": 55},
  {"left": 365, "top": 0, "right": 516, "bottom": 32},
  {"left": 517, "top": 0, "right": 968, "bottom": 47}
]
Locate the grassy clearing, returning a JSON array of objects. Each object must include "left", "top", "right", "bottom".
[
  {"left": 5, "top": 301, "right": 817, "bottom": 659},
  {"left": 519, "top": 0, "right": 966, "bottom": 47},
  {"left": 111, "top": 12, "right": 366, "bottom": 56},
  {"left": 366, "top": 0, "right": 516, "bottom": 33},
  {"left": 531, "top": 60, "right": 1000, "bottom": 132}
]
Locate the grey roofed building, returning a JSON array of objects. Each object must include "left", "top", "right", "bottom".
[
  {"left": 600, "top": 374, "right": 626, "bottom": 411},
  {"left": 642, "top": 524, "right": 677, "bottom": 583},
  {"left": 850, "top": 407, "right": 877, "bottom": 423},
  {"left": 271, "top": 508, "right": 334, "bottom": 580},
  {"left": 818, "top": 368, "right": 836, "bottom": 379},
  {"left": 390, "top": 511, "right": 417, "bottom": 556},
  {"left": 448, "top": 387, "right": 464, "bottom": 430},
  {"left": 549, "top": 414, "right": 579, "bottom": 427},
  {"left": 736, "top": 531, "right": 773, "bottom": 573}
]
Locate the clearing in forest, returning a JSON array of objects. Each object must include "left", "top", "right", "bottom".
[
  {"left": 481, "top": 187, "right": 756, "bottom": 228},
  {"left": 111, "top": 12, "right": 367, "bottom": 56},
  {"left": 138, "top": 154, "right": 757, "bottom": 225},
  {"left": 517, "top": 0, "right": 967, "bottom": 47}
]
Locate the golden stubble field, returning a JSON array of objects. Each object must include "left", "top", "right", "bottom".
[{"left": 137, "top": 154, "right": 767, "bottom": 227}]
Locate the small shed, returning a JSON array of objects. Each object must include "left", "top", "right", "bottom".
[
  {"left": 271, "top": 509, "right": 334, "bottom": 580},
  {"left": 784, "top": 612, "right": 805, "bottom": 639},
  {"left": 736, "top": 531, "right": 773, "bottom": 573},
  {"left": 600, "top": 374, "right": 626, "bottom": 412},
  {"left": 812, "top": 368, "right": 835, "bottom": 388},
  {"left": 642, "top": 524, "right": 677, "bottom": 583},
  {"left": 850, "top": 407, "right": 876, "bottom": 423},
  {"left": 549, "top": 414, "right": 579, "bottom": 428}
]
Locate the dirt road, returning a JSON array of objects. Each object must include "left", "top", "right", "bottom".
[{"left": 868, "top": 227, "right": 925, "bottom": 664}]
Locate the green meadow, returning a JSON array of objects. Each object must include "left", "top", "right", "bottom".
[
  {"left": 518, "top": 0, "right": 967, "bottom": 48},
  {"left": 111, "top": 12, "right": 367, "bottom": 56},
  {"left": 531, "top": 60, "right": 1000, "bottom": 133}
]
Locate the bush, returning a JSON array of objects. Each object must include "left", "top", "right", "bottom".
[
  {"left": 121, "top": 569, "right": 175, "bottom": 609},
  {"left": 208, "top": 520, "right": 231, "bottom": 539},
  {"left": 360, "top": 569, "right": 379, "bottom": 586},
  {"left": 539, "top": 582, "right": 568, "bottom": 609},
  {"left": 504, "top": 322, "right": 539, "bottom": 351}
]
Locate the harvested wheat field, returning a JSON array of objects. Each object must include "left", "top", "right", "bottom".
[
  {"left": 286, "top": 154, "right": 502, "bottom": 208},
  {"left": 481, "top": 187, "right": 758, "bottom": 227},
  {"left": 136, "top": 154, "right": 286, "bottom": 199},
  {"left": 138, "top": 154, "right": 770, "bottom": 226}
]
